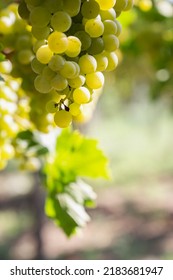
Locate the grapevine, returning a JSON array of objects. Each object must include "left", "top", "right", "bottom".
[{"left": 0, "top": 0, "right": 133, "bottom": 235}]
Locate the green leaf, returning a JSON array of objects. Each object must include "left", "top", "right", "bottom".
[
  {"left": 45, "top": 179, "right": 96, "bottom": 236},
  {"left": 54, "top": 128, "right": 110, "bottom": 180},
  {"left": 44, "top": 129, "right": 110, "bottom": 236},
  {"left": 17, "top": 130, "right": 33, "bottom": 140}
]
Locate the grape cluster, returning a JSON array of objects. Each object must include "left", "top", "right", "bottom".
[
  {"left": 0, "top": 59, "right": 31, "bottom": 169},
  {"left": 18, "top": 0, "right": 133, "bottom": 128}
]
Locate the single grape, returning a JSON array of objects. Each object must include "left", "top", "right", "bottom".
[
  {"left": 74, "top": 30, "right": 91, "bottom": 51},
  {"left": 94, "top": 53, "right": 108, "bottom": 71},
  {"left": 68, "top": 74, "right": 85, "bottom": 88},
  {"left": 85, "top": 71, "right": 104, "bottom": 89},
  {"left": 36, "top": 45, "right": 53, "bottom": 64},
  {"left": 69, "top": 102, "right": 83, "bottom": 116},
  {"left": 65, "top": 36, "right": 81, "bottom": 57},
  {"left": 73, "top": 86, "right": 91, "bottom": 104},
  {"left": 51, "top": 74, "right": 68, "bottom": 91},
  {"left": 103, "top": 34, "right": 119, "bottom": 52},
  {"left": 54, "top": 110, "right": 72, "bottom": 128},
  {"left": 81, "top": 0, "right": 100, "bottom": 19},
  {"left": 29, "top": 6, "right": 51, "bottom": 27},
  {"left": 34, "top": 75, "right": 52, "bottom": 93},
  {"left": 48, "top": 31, "right": 68, "bottom": 54},
  {"left": 95, "top": 0, "right": 116, "bottom": 10},
  {"left": 103, "top": 20, "right": 117, "bottom": 35},
  {"left": 31, "top": 57, "right": 45, "bottom": 74},
  {"left": 79, "top": 54, "right": 97, "bottom": 74},
  {"left": 62, "top": 0, "right": 81, "bottom": 17},
  {"left": 85, "top": 18, "right": 104, "bottom": 38},
  {"left": 32, "top": 25, "right": 50, "bottom": 40},
  {"left": 51, "top": 11, "right": 72, "bottom": 32},
  {"left": 48, "top": 55, "right": 65, "bottom": 72},
  {"left": 88, "top": 37, "right": 104, "bottom": 55},
  {"left": 46, "top": 100, "right": 58, "bottom": 113}
]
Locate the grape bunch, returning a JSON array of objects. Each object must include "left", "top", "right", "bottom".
[
  {"left": 18, "top": 0, "right": 133, "bottom": 128},
  {"left": 0, "top": 59, "right": 31, "bottom": 169}
]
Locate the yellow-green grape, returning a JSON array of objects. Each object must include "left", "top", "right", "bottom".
[
  {"left": 54, "top": 110, "right": 72, "bottom": 128},
  {"left": 32, "top": 25, "right": 50, "bottom": 40},
  {"left": 33, "top": 39, "right": 47, "bottom": 53},
  {"left": 85, "top": 71, "right": 104, "bottom": 89},
  {"left": 79, "top": 54, "right": 97, "bottom": 74},
  {"left": 60, "top": 61, "right": 79, "bottom": 79},
  {"left": 74, "top": 30, "right": 91, "bottom": 51},
  {"left": 25, "top": 0, "right": 42, "bottom": 6},
  {"left": 69, "top": 102, "right": 83, "bottom": 116},
  {"left": 15, "top": 34, "right": 32, "bottom": 50},
  {"left": 103, "top": 20, "right": 117, "bottom": 35},
  {"left": 48, "top": 31, "right": 68, "bottom": 54},
  {"left": 51, "top": 11, "right": 72, "bottom": 32},
  {"left": 68, "top": 74, "right": 85, "bottom": 88},
  {"left": 17, "top": 49, "right": 34, "bottom": 65},
  {"left": 51, "top": 74, "right": 68, "bottom": 91},
  {"left": 94, "top": 53, "right": 108, "bottom": 71},
  {"left": 114, "top": 0, "right": 128, "bottom": 12},
  {"left": 65, "top": 36, "right": 81, "bottom": 57},
  {"left": 43, "top": 0, "right": 63, "bottom": 13},
  {"left": 0, "top": 60, "right": 12, "bottom": 74},
  {"left": 100, "top": 8, "right": 116, "bottom": 21},
  {"left": 88, "top": 37, "right": 104, "bottom": 55},
  {"left": 62, "top": 0, "right": 81, "bottom": 17},
  {"left": 36, "top": 45, "right": 53, "bottom": 64},
  {"left": 42, "top": 66, "right": 56, "bottom": 81},
  {"left": 29, "top": 6, "right": 51, "bottom": 27},
  {"left": 115, "top": 19, "right": 122, "bottom": 36},
  {"left": 124, "top": 0, "right": 134, "bottom": 11},
  {"left": 103, "top": 35, "right": 119, "bottom": 52},
  {"left": 18, "top": 0, "right": 30, "bottom": 20},
  {"left": 31, "top": 57, "right": 45, "bottom": 74},
  {"left": 105, "top": 51, "right": 118, "bottom": 71},
  {"left": 85, "top": 18, "right": 104, "bottom": 38},
  {"left": 81, "top": 0, "right": 100, "bottom": 19},
  {"left": 95, "top": 0, "right": 116, "bottom": 10},
  {"left": 34, "top": 75, "right": 52, "bottom": 93},
  {"left": 73, "top": 86, "right": 91, "bottom": 104},
  {"left": 48, "top": 55, "right": 65, "bottom": 72},
  {"left": 46, "top": 100, "right": 58, "bottom": 113}
]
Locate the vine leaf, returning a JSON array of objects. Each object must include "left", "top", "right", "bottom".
[{"left": 44, "top": 129, "right": 110, "bottom": 236}]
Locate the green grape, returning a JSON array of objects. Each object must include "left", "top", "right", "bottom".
[
  {"left": 88, "top": 37, "right": 104, "bottom": 55},
  {"left": 103, "top": 20, "right": 117, "bottom": 35},
  {"left": 74, "top": 30, "right": 91, "bottom": 51},
  {"left": 46, "top": 100, "right": 58, "bottom": 113},
  {"left": 63, "top": 0, "right": 81, "bottom": 17},
  {"left": 31, "top": 57, "right": 45, "bottom": 74},
  {"left": 34, "top": 75, "right": 52, "bottom": 93},
  {"left": 85, "top": 18, "right": 104, "bottom": 38},
  {"left": 42, "top": 66, "right": 56, "bottom": 81},
  {"left": 100, "top": 8, "right": 116, "bottom": 21},
  {"left": 95, "top": 0, "right": 116, "bottom": 10},
  {"left": 25, "top": 0, "right": 42, "bottom": 6},
  {"left": 51, "top": 74, "right": 68, "bottom": 91},
  {"left": 60, "top": 61, "right": 78, "bottom": 79},
  {"left": 43, "top": 0, "right": 63, "bottom": 13},
  {"left": 29, "top": 6, "right": 51, "bottom": 27},
  {"left": 79, "top": 54, "right": 97, "bottom": 74},
  {"left": 65, "top": 36, "right": 81, "bottom": 57},
  {"left": 69, "top": 102, "right": 83, "bottom": 116},
  {"left": 105, "top": 51, "right": 118, "bottom": 71},
  {"left": 48, "top": 31, "right": 68, "bottom": 54},
  {"left": 94, "top": 53, "right": 108, "bottom": 71},
  {"left": 33, "top": 39, "right": 47, "bottom": 53},
  {"left": 36, "top": 45, "right": 53, "bottom": 64},
  {"left": 18, "top": 1, "right": 30, "bottom": 20},
  {"left": 48, "top": 55, "right": 65, "bottom": 72},
  {"left": 81, "top": 0, "right": 100, "bottom": 19},
  {"left": 17, "top": 49, "right": 34, "bottom": 65},
  {"left": 73, "top": 86, "right": 91, "bottom": 104},
  {"left": 115, "top": 19, "right": 122, "bottom": 36},
  {"left": 32, "top": 25, "right": 50, "bottom": 40},
  {"left": 124, "top": 0, "right": 134, "bottom": 11},
  {"left": 54, "top": 110, "right": 72, "bottom": 128},
  {"left": 15, "top": 35, "right": 32, "bottom": 50},
  {"left": 103, "top": 35, "right": 119, "bottom": 52},
  {"left": 114, "top": 0, "right": 128, "bottom": 12},
  {"left": 85, "top": 71, "right": 104, "bottom": 89},
  {"left": 51, "top": 11, "right": 72, "bottom": 32},
  {"left": 68, "top": 74, "right": 85, "bottom": 88}
]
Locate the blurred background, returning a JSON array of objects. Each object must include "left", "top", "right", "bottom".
[{"left": 0, "top": 0, "right": 173, "bottom": 260}]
